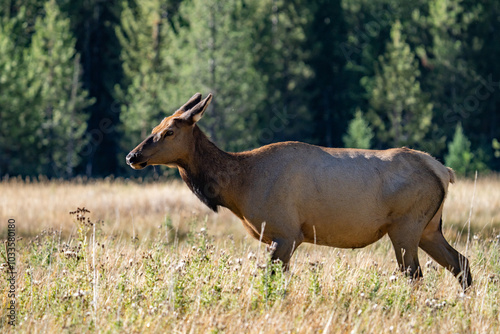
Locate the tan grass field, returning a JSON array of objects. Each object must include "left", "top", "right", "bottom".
[{"left": 0, "top": 175, "right": 499, "bottom": 333}]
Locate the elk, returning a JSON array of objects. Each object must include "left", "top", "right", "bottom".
[{"left": 126, "top": 93, "right": 472, "bottom": 289}]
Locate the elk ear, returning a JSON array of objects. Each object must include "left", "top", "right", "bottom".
[
  {"left": 175, "top": 93, "right": 202, "bottom": 115},
  {"left": 180, "top": 93, "right": 212, "bottom": 124}
]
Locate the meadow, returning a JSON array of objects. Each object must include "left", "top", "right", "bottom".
[{"left": 0, "top": 174, "right": 499, "bottom": 333}]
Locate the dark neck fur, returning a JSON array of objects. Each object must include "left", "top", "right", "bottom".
[{"left": 178, "top": 126, "right": 241, "bottom": 212}]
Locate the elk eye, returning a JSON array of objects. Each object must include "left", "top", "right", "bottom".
[{"left": 165, "top": 130, "right": 174, "bottom": 137}]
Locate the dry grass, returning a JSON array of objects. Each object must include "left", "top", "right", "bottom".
[
  {"left": 0, "top": 175, "right": 499, "bottom": 333},
  {"left": 444, "top": 174, "right": 500, "bottom": 237},
  {"left": 0, "top": 177, "right": 238, "bottom": 241}
]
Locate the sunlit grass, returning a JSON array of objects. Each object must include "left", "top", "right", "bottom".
[{"left": 0, "top": 175, "right": 499, "bottom": 333}]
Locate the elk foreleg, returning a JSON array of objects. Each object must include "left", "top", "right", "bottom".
[
  {"left": 388, "top": 225, "right": 423, "bottom": 280},
  {"left": 268, "top": 237, "right": 301, "bottom": 271}
]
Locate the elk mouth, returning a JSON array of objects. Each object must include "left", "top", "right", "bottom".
[
  {"left": 126, "top": 151, "right": 149, "bottom": 170},
  {"left": 126, "top": 150, "right": 153, "bottom": 170},
  {"left": 129, "top": 161, "right": 148, "bottom": 170}
]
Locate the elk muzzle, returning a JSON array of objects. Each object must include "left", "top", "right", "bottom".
[{"left": 126, "top": 151, "right": 148, "bottom": 169}]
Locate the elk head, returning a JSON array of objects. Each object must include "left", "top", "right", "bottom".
[{"left": 126, "top": 93, "right": 213, "bottom": 169}]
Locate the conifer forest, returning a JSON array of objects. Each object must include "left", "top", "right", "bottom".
[{"left": 1, "top": 0, "right": 499, "bottom": 178}]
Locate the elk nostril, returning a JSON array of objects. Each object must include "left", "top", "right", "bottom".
[{"left": 126, "top": 152, "right": 137, "bottom": 164}]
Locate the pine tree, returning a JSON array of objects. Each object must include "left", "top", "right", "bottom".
[
  {"left": 412, "top": 0, "right": 475, "bottom": 155},
  {"left": 446, "top": 123, "right": 490, "bottom": 176},
  {"left": 0, "top": 0, "right": 46, "bottom": 47},
  {"left": 342, "top": 109, "right": 373, "bottom": 149},
  {"left": 300, "top": 0, "right": 349, "bottom": 148},
  {"left": 463, "top": 0, "right": 500, "bottom": 171},
  {"left": 116, "top": 0, "right": 178, "bottom": 161},
  {"left": 252, "top": 0, "right": 313, "bottom": 145},
  {"left": 0, "top": 15, "right": 31, "bottom": 175},
  {"left": 58, "top": 0, "right": 124, "bottom": 176},
  {"left": 445, "top": 123, "right": 472, "bottom": 177},
  {"left": 171, "top": 0, "right": 266, "bottom": 151},
  {"left": 362, "top": 20, "right": 433, "bottom": 150},
  {"left": 24, "top": 0, "right": 93, "bottom": 177}
]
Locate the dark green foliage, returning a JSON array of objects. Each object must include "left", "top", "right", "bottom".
[
  {"left": 116, "top": 0, "right": 178, "bottom": 161},
  {"left": 343, "top": 109, "right": 374, "bottom": 149},
  {"left": 445, "top": 123, "right": 488, "bottom": 177},
  {"left": 463, "top": 0, "right": 500, "bottom": 171},
  {"left": 58, "top": 0, "right": 125, "bottom": 176},
  {"left": 0, "top": 18, "right": 27, "bottom": 174},
  {"left": 0, "top": 0, "right": 92, "bottom": 177},
  {"left": 251, "top": 0, "right": 314, "bottom": 145},
  {"left": 303, "top": 0, "right": 349, "bottom": 147},
  {"left": 173, "top": 0, "right": 266, "bottom": 151},
  {"left": 445, "top": 123, "right": 472, "bottom": 177},
  {"left": 27, "top": 1, "right": 93, "bottom": 177},
  {"left": 1, "top": 0, "right": 499, "bottom": 177},
  {"left": 362, "top": 20, "right": 433, "bottom": 150},
  {"left": 493, "top": 139, "right": 500, "bottom": 159}
]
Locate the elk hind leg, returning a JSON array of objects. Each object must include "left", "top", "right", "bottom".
[{"left": 419, "top": 216, "right": 472, "bottom": 289}]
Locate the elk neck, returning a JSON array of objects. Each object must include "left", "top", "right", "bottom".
[{"left": 177, "top": 126, "right": 245, "bottom": 214}]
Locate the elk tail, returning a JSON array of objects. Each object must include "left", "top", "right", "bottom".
[{"left": 447, "top": 167, "right": 456, "bottom": 184}]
